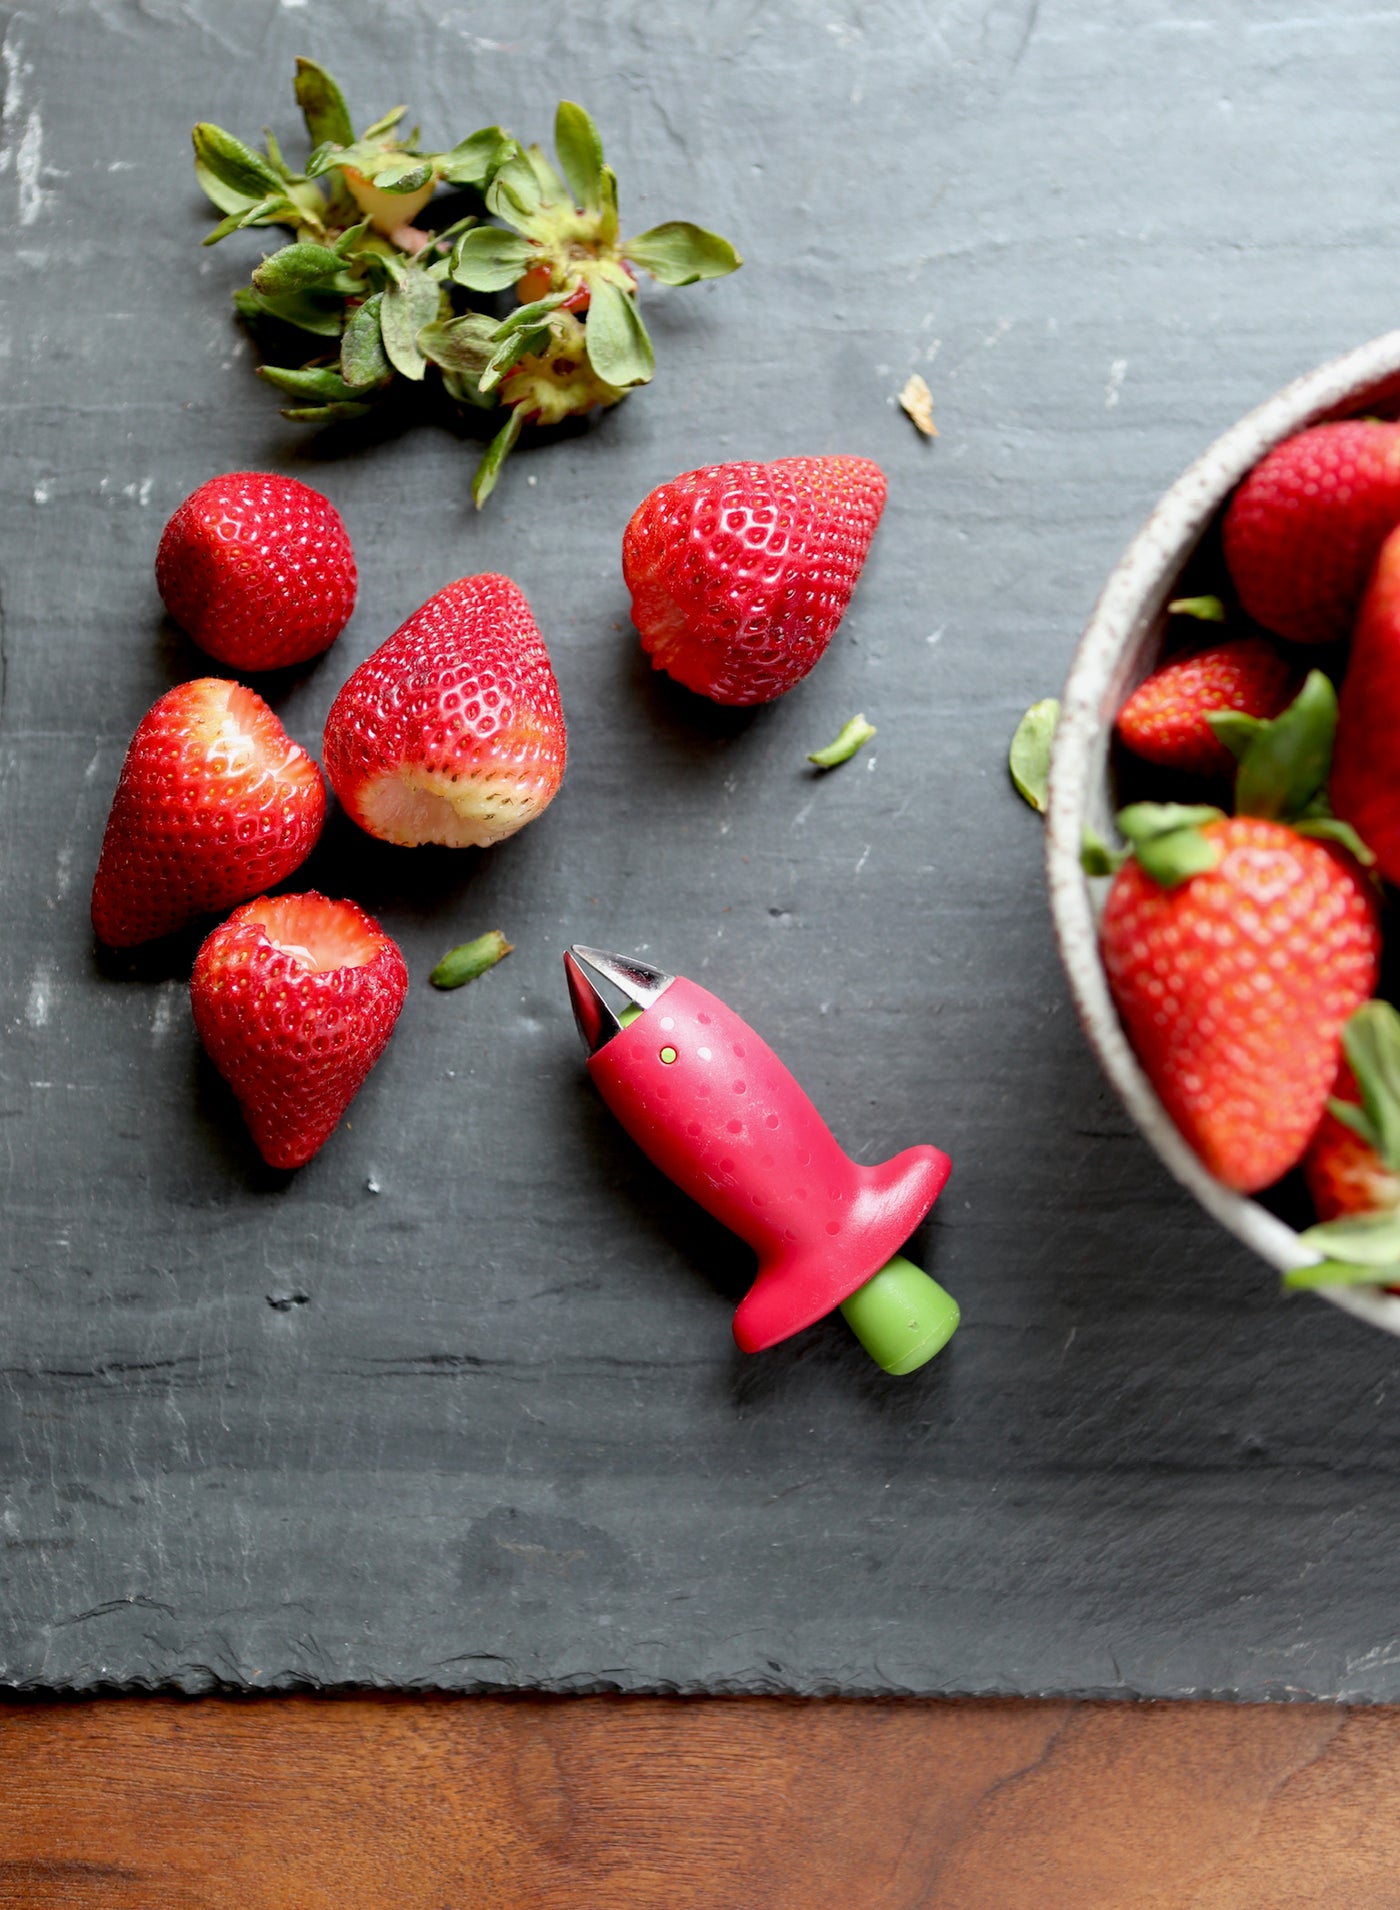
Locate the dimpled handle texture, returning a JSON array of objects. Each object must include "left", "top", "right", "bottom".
[{"left": 587, "top": 976, "right": 951, "bottom": 1351}]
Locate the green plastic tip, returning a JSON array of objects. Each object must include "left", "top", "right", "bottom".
[
  {"left": 839, "top": 1253, "right": 960, "bottom": 1375},
  {"left": 618, "top": 1003, "right": 645, "bottom": 1028}
]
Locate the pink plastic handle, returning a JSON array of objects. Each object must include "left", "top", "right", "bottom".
[{"left": 587, "top": 976, "right": 951, "bottom": 1351}]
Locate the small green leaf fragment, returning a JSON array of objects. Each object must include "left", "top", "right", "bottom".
[
  {"left": 1081, "top": 825, "right": 1128, "bottom": 877},
  {"left": 252, "top": 241, "right": 342, "bottom": 296},
  {"left": 430, "top": 930, "right": 515, "bottom": 990},
  {"left": 1299, "top": 1210, "right": 1400, "bottom": 1266},
  {"left": 624, "top": 220, "right": 742, "bottom": 285},
  {"left": 340, "top": 292, "right": 392, "bottom": 386},
  {"left": 1009, "top": 698, "right": 1059, "bottom": 813},
  {"left": 554, "top": 100, "right": 605, "bottom": 208},
  {"left": 359, "top": 104, "right": 408, "bottom": 143},
  {"left": 809, "top": 714, "right": 876, "bottom": 769},
  {"left": 236, "top": 286, "right": 345, "bottom": 336},
  {"left": 1205, "top": 709, "right": 1264, "bottom": 765},
  {"left": 1293, "top": 816, "right": 1377, "bottom": 865},
  {"left": 1168, "top": 594, "right": 1227, "bottom": 622},
  {"left": 485, "top": 148, "right": 548, "bottom": 230},
  {"left": 380, "top": 268, "right": 441, "bottom": 380},
  {"left": 450, "top": 226, "right": 539, "bottom": 291},
  {"left": 294, "top": 58, "right": 355, "bottom": 149},
  {"left": 1283, "top": 1258, "right": 1400, "bottom": 1291},
  {"left": 582, "top": 278, "right": 654, "bottom": 388},
  {"left": 472, "top": 406, "right": 525, "bottom": 508}
]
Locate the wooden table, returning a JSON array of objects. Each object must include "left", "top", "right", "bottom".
[{"left": 2, "top": 1696, "right": 1395, "bottom": 1906}]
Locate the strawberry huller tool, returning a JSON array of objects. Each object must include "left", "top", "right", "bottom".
[{"left": 564, "top": 946, "right": 959, "bottom": 1374}]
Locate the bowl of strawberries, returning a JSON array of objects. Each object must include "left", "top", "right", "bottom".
[{"left": 1047, "top": 329, "right": 1400, "bottom": 1336}]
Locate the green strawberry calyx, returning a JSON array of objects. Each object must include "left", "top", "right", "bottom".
[
  {"left": 1207, "top": 668, "right": 1374, "bottom": 864},
  {"left": 193, "top": 69, "right": 741, "bottom": 506},
  {"left": 1284, "top": 1000, "right": 1400, "bottom": 1291},
  {"left": 1081, "top": 803, "right": 1225, "bottom": 886}
]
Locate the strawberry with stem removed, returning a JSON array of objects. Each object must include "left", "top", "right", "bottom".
[
  {"left": 323, "top": 573, "right": 566, "bottom": 848},
  {"left": 192, "top": 893, "right": 408, "bottom": 1170},
  {"left": 1089, "top": 672, "right": 1380, "bottom": 1193}
]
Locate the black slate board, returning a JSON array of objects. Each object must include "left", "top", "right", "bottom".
[{"left": 7, "top": 0, "right": 1400, "bottom": 1699}]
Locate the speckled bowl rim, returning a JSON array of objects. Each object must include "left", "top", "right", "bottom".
[{"left": 1046, "top": 330, "right": 1400, "bottom": 1339}]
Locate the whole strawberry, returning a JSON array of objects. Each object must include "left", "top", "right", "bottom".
[
  {"left": 622, "top": 456, "right": 887, "bottom": 705},
  {"left": 192, "top": 893, "right": 407, "bottom": 1169},
  {"left": 1116, "top": 634, "right": 1298, "bottom": 778},
  {"left": 323, "top": 573, "right": 565, "bottom": 847},
  {"left": 1222, "top": 420, "right": 1400, "bottom": 645},
  {"left": 92, "top": 679, "right": 325, "bottom": 947},
  {"left": 156, "top": 472, "right": 356, "bottom": 670},
  {"left": 1100, "top": 812, "right": 1378, "bottom": 1192},
  {"left": 1331, "top": 523, "right": 1400, "bottom": 883},
  {"left": 1303, "top": 1002, "right": 1400, "bottom": 1222}
]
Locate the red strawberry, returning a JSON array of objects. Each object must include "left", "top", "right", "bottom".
[
  {"left": 92, "top": 679, "right": 325, "bottom": 947},
  {"left": 1331, "top": 522, "right": 1400, "bottom": 881},
  {"left": 1222, "top": 420, "right": 1400, "bottom": 645},
  {"left": 1099, "top": 815, "right": 1379, "bottom": 1193},
  {"left": 156, "top": 472, "right": 356, "bottom": 670},
  {"left": 1116, "top": 636, "right": 1298, "bottom": 777},
  {"left": 191, "top": 893, "right": 407, "bottom": 1169},
  {"left": 1303, "top": 1064, "right": 1400, "bottom": 1222},
  {"left": 323, "top": 573, "right": 566, "bottom": 847},
  {"left": 622, "top": 455, "right": 887, "bottom": 705}
]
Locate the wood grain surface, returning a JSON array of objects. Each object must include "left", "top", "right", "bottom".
[{"left": 2, "top": 1696, "right": 1398, "bottom": 1908}]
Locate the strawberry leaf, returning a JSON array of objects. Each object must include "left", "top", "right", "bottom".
[
  {"left": 525, "top": 142, "right": 568, "bottom": 204},
  {"left": 257, "top": 364, "right": 371, "bottom": 404},
  {"left": 294, "top": 58, "right": 354, "bottom": 149},
  {"left": 478, "top": 322, "right": 552, "bottom": 395},
  {"left": 486, "top": 148, "right": 549, "bottom": 233},
  {"left": 380, "top": 268, "right": 441, "bottom": 380},
  {"left": 437, "top": 128, "right": 511, "bottom": 187},
  {"left": 625, "top": 221, "right": 742, "bottom": 285},
  {"left": 419, "top": 313, "right": 497, "bottom": 379},
  {"left": 1300, "top": 1210, "right": 1400, "bottom": 1263},
  {"left": 1210, "top": 669, "right": 1336, "bottom": 821},
  {"left": 1116, "top": 802, "right": 1225, "bottom": 887},
  {"left": 233, "top": 285, "right": 344, "bottom": 336},
  {"left": 1283, "top": 1258, "right": 1400, "bottom": 1291},
  {"left": 192, "top": 121, "right": 286, "bottom": 213},
  {"left": 279, "top": 400, "right": 375, "bottom": 423},
  {"left": 583, "top": 279, "right": 654, "bottom": 387},
  {"left": 450, "top": 226, "right": 539, "bottom": 292},
  {"left": 1338, "top": 1000, "right": 1400, "bottom": 1173},
  {"left": 1293, "top": 815, "right": 1376, "bottom": 865},
  {"left": 1168, "top": 594, "right": 1227, "bottom": 622},
  {"left": 252, "top": 241, "right": 343, "bottom": 297},
  {"left": 360, "top": 105, "right": 408, "bottom": 143},
  {"left": 1009, "top": 697, "right": 1059, "bottom": 813},
  {"left": 554, "top": 100, "right": 605, "bottom": 209},
  {"left": 472, "top": 405, "right": 525, "bottom": 508},
  {"left": 340, "top": 292, "right": 391, "bottom": 386}
]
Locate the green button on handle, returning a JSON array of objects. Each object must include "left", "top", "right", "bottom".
[{"left": 839, "top": 1253, "right": 960, "bottom": 1374}]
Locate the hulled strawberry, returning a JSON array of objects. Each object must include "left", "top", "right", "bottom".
[
  {"left": 1222, "top": 420, "right": 1400, "bottom": 645},
  {"left": 1331, "top": 523, "right": 1400, "bottom": 883},
  {"left": 1090, "top": 672, "right": 1381, "bottom": 1193},
  {"left": 156, "top": 472, "right": 356, "bottom": 671},
  {"left": 1115, "top": 635, "right": 1298, "bottom": 778},
  {"left": 92, "top": 679, "right": 326, "bottom": 947},
  {"left": 1099, "top": 812, "right": 1378, "bottom": 1192},
  {"left": 622, "top": 456, "right": 887, "bottom": 705},
  {"left": 191, "top": 893, "right": 407, "bottom": 1169},
  {"left": 322, "top": 573, "right": 566, "bottom": 847}
]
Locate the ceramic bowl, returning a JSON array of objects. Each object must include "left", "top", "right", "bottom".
[{"left": 1046, "top": 330, "right": 1400, "bottom": 1338}]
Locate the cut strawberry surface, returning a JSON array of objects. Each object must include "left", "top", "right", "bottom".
[
  {"left": 91, "top": 678, "right": 325, "bottom": 947},
  {"left": 323, "top": 573, "right": 566, "bottom": 848},
  {"left": 191, "top": 893, "right": 408, "bottom": 1170}
]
